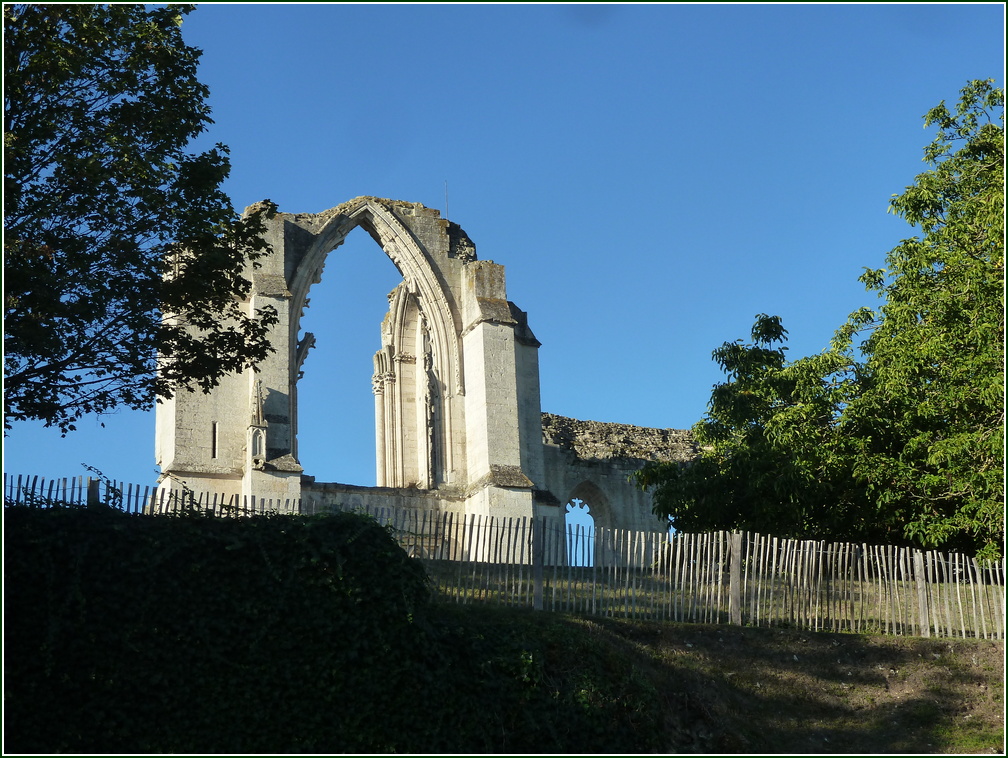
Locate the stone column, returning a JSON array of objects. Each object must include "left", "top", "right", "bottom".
[
  {"left": 460, "top": 261, "right": 535, "bottom": 519},
  {"left": 236, "top": 211, "right": 302, "bottom": 504},
  {"left": 372, "top": 372, "right": 386, "bottom": 486}
]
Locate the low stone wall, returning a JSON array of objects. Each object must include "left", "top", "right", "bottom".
[
  {"left": 297, "top": 415, "right": 698, "bottom": 534},
  {"left": 540, "top": 413, "right": 698, "bottom": 464},
  {"left": 300, "top": 479, "right": 467, "bottom": 516}
]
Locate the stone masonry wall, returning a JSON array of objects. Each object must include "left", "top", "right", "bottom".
[
  {"left": 538, "top": 413, "right": 699, "bottom": 534},
  {"left": 540, "top": 412, "right": 698, "bottom": 465}
]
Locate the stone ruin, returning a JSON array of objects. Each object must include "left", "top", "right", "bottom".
[{"left": 155, "top": 197, "right": 698, "bottom": 532}]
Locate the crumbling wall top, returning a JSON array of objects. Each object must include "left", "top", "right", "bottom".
[
  {"left": 541, "top": 412, "right": 698, "bottom": 464},
  {"left": 276, "top": 196, "right": 436, "bottom": 229},
  {"left": 263, "top": 196, "right": 478, "bottom": 265}
]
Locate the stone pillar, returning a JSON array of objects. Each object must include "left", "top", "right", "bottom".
[
  {"left": 235, "top": 211, "right": 302, "bottom": 503},
  {"left": 373, "top": 372, "right": 386, "bottom": 486},
  {"left": 511, "top": 304, "right": 547, "bottom": 494},
  {"left": 461, "top": 261, "right": 535, "bottom": 519},
  {"left": 247, "top": 276, "right": 293, "bottom": 462}
]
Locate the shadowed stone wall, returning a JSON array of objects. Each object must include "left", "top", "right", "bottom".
[{"left": 539, "top": 413, "right": 698, "bottom": 533}]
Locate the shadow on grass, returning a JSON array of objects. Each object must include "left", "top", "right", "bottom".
[{"left": 450, "top": 605, "right": 1004, "bottom": 754}]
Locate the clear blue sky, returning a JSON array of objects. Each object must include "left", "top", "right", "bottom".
[{"left": 3, "top": 2, "right": 1004, "bottom": 492}]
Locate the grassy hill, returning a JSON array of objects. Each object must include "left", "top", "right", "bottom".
[
  {"left": 427, "top": 602, "right": 1004, "bottom": 754},
  {"left": 4, "top": 506, "right": 1002, "bottom": 754}
]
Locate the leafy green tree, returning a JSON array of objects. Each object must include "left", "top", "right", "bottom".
[
  {"left": 838, "top": 79, "right": 1004, "bottom": 559},
  {"left": 635, "top": 315, "right": 883, "bottom": 543},
  {"left": 639, "top": 80, "right": 1004, "bottom": 559},
  {"left": 3, "top": 4, "right": 278, "bottom": 434}
]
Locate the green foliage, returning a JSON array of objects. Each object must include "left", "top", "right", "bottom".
[
  {"left": 635, "top": 315, "right": 880, "bottom": 543},
  {"left": 638, "top": 80, "right": 1004, "bottom": 559},
  {"left": 841, "top": 79, "right": 1004, "bottom": 560},
  {"left": 4, "top": 506, "right": 431, "bottom": 753},
  {"left": 3, "top": 4, "right": 278, "bottom": 433},
  {"left": 3, "top": 506, "right": 674, "bottom": 753}
]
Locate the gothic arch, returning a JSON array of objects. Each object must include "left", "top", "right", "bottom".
[
  {"left": 158, "top": 196, "right": 553, "bottom": 520},
  {"left": 289, "top": 198, "right": 462, "bottom": 396},
  {"left": 566, "top": 480, "right": 613, "bottom": 530},
  {"left": 286, "top": 198, "right": 464, "bottom": 488}
]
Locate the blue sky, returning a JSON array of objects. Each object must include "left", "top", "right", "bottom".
[{"left": 3, "top": 2, "right": 1005, "bottom": 493}]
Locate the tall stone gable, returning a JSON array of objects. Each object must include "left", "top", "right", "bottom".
[{"left": 155, "top": 197, "right": 695, "bottom": 529}]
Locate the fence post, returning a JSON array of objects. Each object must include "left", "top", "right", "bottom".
[
  {"left": 532, "top": 516, "right": 544, "bottom": 611},
  {"left": 86, "top": 477, "right": 101, "bottom": 508},
  {"left": 729, "top": 531, "right": 743, "bottom": 625},
  {"left": 913, "top": 550, "right": 930, "bottom": 638}
]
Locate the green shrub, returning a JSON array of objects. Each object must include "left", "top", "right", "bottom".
[
  {"left": 4, "top": 505, "right": 671, "bottom": 753},
  {"left": 3, "top": 505, "right": 430, "bottom": 752}
]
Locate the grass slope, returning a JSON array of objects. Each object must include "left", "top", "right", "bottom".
[
  {"left": 429, "top": 602, "right": 1005, "bottom": 754},
  {"left": 4, "top": 507, "right": 1002, "bottom": 754}
]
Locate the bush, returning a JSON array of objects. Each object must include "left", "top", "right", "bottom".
[
  {"left": 4, "top": 505, "right": 673, "bottom": 752},
  {"left": 3, "top": 506, "right": 430, "bottom": 752}
]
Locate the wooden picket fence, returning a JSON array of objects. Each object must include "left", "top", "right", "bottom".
[
  {"left": 4, "top": 473, "right": 1004, "bottom": 639},
  {"left": 2, "top": 472, "right": 300, "bottom": 516}
]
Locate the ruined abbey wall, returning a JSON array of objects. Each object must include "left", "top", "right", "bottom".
[
  {"left": 297, "top": 413, "right": 698, "bottom": 531},
  {"left": 540, "top": 413, "right": 697, "bottom": 465},
  {"left": 539, "top": 413, "right": 698, "bottom": 533},
  {"left": 156, "top": 197, "right": 698, "bottom": 542}
]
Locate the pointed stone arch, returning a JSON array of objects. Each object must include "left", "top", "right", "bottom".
[
  {"left": 566, "top": 479, "right": 613, "bottom": 530},
  {"left": 288, "top": 198, "right": 463, "bottom": 400},
  {"left": 156, "top": 196, "right": 559, "bottom": 521},
  {"left": 285, "top": 198, "right": 465, "bottom": 489}
]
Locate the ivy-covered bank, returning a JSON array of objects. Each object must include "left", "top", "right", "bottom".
[{"left": 3, "top": 506, "right": 672, "bottom": 754}]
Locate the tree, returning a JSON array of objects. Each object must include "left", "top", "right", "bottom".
[
  {"left": 634, "top": 315, "right": 884, "bottom": 544},
  {"left": 3, "top": 4, "right": 278, "bottom": 434},
  {"left": 839, "top": 79, "right": 1004, "bottom": 559},
  {"left": 638, "top": 80, "right": 1004, "bottom": 559}
]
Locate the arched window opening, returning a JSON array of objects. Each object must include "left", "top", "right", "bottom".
[
  {"left": 251, "top": 428, "right": 265, "bottom": 461},
  {"left": 294, "top": 228, "right": 403, "bottom": 486},
  {"left": 565, "top": 498, "right": 595, "bottom": 567}
]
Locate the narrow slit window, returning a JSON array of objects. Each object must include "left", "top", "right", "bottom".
[{"left": 211, "top": 421, "right": 218, "bottom": 459}]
